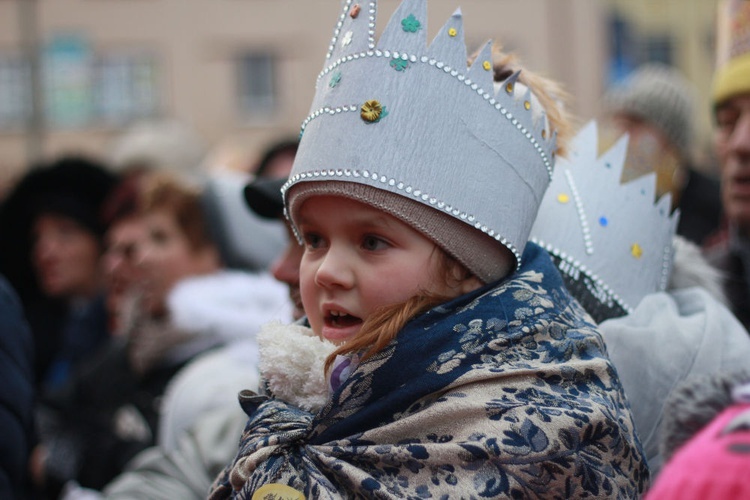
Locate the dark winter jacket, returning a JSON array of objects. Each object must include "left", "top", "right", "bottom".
[{"left": 0, "top": 276, "right": 35, "bottom": 499}]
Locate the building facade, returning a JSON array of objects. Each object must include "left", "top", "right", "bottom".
[{"left": 0, "top": 0, "right": 719, "bottom": 192}]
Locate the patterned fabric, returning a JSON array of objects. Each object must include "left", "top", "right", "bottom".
[{"left": 210, "top": 243, "right": 648, "bottom": 499}]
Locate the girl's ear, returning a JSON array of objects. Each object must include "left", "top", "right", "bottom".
[
  {"left": 458, "top": 275, "right": 483, "bottom": 295},
  {"left": 445, "top": 257, "right": 482, "bottom": 295}
]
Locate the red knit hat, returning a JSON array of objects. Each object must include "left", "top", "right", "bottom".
[{"left": 647, "top": 403, "right": 750, "bottom": 499}]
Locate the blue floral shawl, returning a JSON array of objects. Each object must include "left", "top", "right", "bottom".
[{"left": 210, "top": 243, "right": 648, "bottom": 499}]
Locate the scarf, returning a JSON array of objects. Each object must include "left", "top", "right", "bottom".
[{"left": 210, "top": 243, "right": 648, "bottom": 499}]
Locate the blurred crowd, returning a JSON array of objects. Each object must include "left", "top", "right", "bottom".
[
  {"left": 0, "top": 128, "right": 297, "bottom": 499},
  {"left": 2, "top": 0, "right": 750, "bottom": 499}
]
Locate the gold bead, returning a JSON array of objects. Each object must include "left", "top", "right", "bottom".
[{"left": 631, "top": 243, "right": 643, "bottom": 259}]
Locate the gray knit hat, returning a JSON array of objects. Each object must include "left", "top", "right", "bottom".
[{"left": 603, "top": 64, "right": 694, "bottom": 155}]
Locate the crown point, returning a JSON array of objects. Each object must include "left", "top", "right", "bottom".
[{"left": 502, "top": 70, "right": 522, "bottom": 95}]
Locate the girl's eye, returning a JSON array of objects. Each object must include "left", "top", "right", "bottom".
[
  {"left": 303, "top": 232, "right": 325, "bottom": 249},
  {"left": 362, "top": 235, "right": 387, "bottom": 251}
]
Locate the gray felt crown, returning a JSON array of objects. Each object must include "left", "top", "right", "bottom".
[
  {"left": 281, "top": 0, "right": 557, "bottom": 269},
  {"left": 530, "top": 121, "right": 680, "bottom": 317}
]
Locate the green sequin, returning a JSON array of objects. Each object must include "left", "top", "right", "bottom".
[
  {"left": 329, "top": 71, "right": 342, "bottom": 88},
  {"left": 401, "top": 14, "right": 422, "bottom": 33},
  {"left": 390, "top": 58, "right": 409, "bottom": 71}
]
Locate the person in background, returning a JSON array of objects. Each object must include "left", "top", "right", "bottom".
[
  {"left": 155, "top": 140, "right": 297, "bottom": 453},
  {"left": 31, "top": 170, "right": 290, "bottom": 498},
  {"left": 99, "top": 171, "right": 148, "bottom": 335},
  {"left": 704, "top": 0, "right": 750, "bottom": 331},
  {"left": 529, "top": 121, "right": 750, "bottom": 477},
  {"left": 0, "top": 156, "right": 119, "bottom": 392},
  {"left": 601, "top": 63, "right": 722, "bottom": 246},
  {"left": 0, "top": 275, "right": 35, "bottom": 499},
  {"left": 82, "top": 175, "right": 300, "bottom": 500},
  {"left": 250, "top": 138, "right": 299, "bottom": 179}
]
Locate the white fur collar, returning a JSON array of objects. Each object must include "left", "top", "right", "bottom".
[{"left": 257, "top": 321, "right": 337, "bottom": 412}]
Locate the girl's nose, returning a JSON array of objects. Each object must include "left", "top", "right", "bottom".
[{"left": 314, "top": 244, "right": 354, "bottom": 290}]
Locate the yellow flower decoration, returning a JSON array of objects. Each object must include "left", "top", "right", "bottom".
[
  {"left": 505, "top": 82, "right": 514, "bottom": 94},
  {"left": 448, "top": 27, "right": 457, "bottom": 37},
  {"left": 482, "top": 61, "right": 492, "bottom": 71},
  {"left": 630, "top": 243, "right": 643, "bottom": 259},
  {"left": 557, "top": 193, "right": 570, "bottom": 204},
  {"left": 361, "top": 100, "right": 383, "bottom": 122},
  {"left": 524, "top": 100, "right": 531, "bottom": 110}
]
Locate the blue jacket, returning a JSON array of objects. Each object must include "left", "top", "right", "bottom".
[{"left": 0, "top": 275, "right": 35, "bottom": 499}]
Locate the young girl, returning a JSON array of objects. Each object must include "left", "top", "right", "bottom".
[{"left": 210, "top": 1, "right": 648, "bottom": 498}]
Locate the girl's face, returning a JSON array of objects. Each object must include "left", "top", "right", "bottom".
[
  {"left": 32, "top": 213, "right": 102, "bottom": 300},
  {"left": 298, "top": 196, "right": 459, "bottom": 345},
  {"left": 137, "top": 209, "right": 215, "bottom": 316}
]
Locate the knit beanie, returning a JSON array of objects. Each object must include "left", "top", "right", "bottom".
[
  {"left": 287, "top": 181, "right": 513, "bottom": 284},
  {"left": 713, "top": 0, "right": 750, "bottom": 105},
  {"left": 603, "top": 64, "right": 694, "bottom": 155}
]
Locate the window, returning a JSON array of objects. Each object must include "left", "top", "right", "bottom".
[
  {"left": 642, "top": 35, "right": 674, "bottom": 66},
  {"left": 94, "top": 52, "right": 160, "bottom": 125},
  {"left": 0, "top": 53, "right": 31, "bottom": 129},
  {"left": 1, "top": 35, "right": 160, "bottom": 130},
  {"left": 237, "top": 52, "right": 276, "bottom": 118}
]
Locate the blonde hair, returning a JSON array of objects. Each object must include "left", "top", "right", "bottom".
[
  {"left": 323, "top": 249, "right": 472, "bottom": 374},
  {"left": 469, "top": 44, "right": 574, "bottom": 157}
]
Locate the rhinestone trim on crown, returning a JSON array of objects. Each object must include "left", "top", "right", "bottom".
[
  {"left": 327, "top": 0, "right": 377, "bottom": 59},
  {"left": 533, "top": 240, "right": 631, "bottom": 314},
  {"left": 311, "top": 49, "right": 554, "bottom": 179},
  {"left": 564, "top": 169, "right": 594, "bottom": 255}
]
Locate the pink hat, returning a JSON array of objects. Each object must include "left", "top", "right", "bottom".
[{"left": 647, "top": 403, "right": 750, "bottom": 499}]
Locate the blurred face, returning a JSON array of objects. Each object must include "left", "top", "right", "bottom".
[
  {"left": 271, "top": 223, "right": 304, "bottom": 320},
  {"left": 32, "top": 213, "right": 102, "bottom": 299},
  {"left": 606, "top": 113, "right": 682, "bottom": 201},
  {"left": 715, "top": 94, "right": 750, "bottom": 234},
  {"left": 137, "top": 209, "right": 217, "bottom": 316},
  {"left": 298, "top": 196, "right": 478, "bottom": 345},
  {"left": 102, "top": 215, "right": 147, "bottom": 318},
  {"left": 262, "top": 151, "right": 295, "bottom": 179}
]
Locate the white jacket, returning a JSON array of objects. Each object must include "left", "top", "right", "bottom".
[
  {"left": 158, "top": 271, "right": 292, "bottom": 452},
  {"left": 600, "top": 237, "right": 750, "bottom": 476}
]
